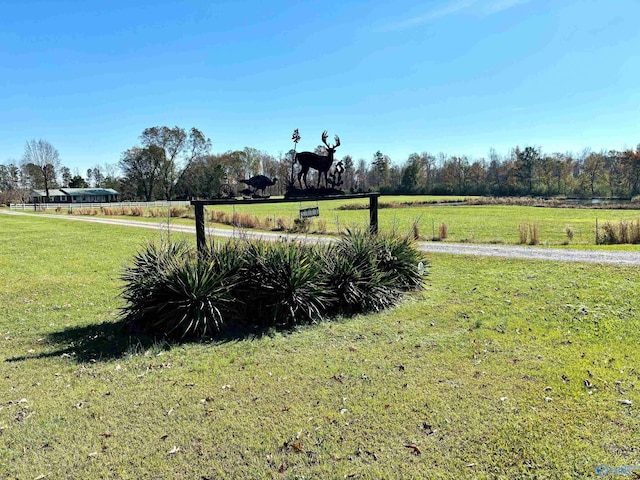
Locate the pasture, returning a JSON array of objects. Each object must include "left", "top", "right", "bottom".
[
  {"left": 21, "top": 195, "right": 640, "bottom": 247},
  {"left": 0, "top": 213, "right": 638, "bottom": 478}
]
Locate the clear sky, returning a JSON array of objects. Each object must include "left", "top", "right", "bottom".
[{"left": 2, "top": 0, "right": 639, "bottom": 172}]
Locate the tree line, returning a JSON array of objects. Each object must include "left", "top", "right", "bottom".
[{"left": 2, "top": 126, "right": 639, "bottom": 204}]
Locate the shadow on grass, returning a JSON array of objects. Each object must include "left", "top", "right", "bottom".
[{"left": 4, "top": 319, "right": 278, "bottom": 364}]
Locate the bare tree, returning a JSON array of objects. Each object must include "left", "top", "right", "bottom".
[{"left": 22, "top": 139, "right": 61, "bottom": 202}]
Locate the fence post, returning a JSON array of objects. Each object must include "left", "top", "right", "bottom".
[
  {"left": 195, "top": 202, "right": 206, "bottom": 255},
  {"left": 369, "top": 194, "right": 379, "bottom": 234}
]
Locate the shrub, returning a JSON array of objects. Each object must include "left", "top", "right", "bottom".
[
  {"left": 131, "top": 206, "right": 145, "bottom": 217},
  {"left": 324, "top": 230, "right": 426, "bottom": 315},
  {"left": 120, "top": 232, "right": 426, "bottom": 339},
  {"left": 170, "top": 207, "right": 187, "bottom": 218},
  {"left": 375, "top": 232, "right": 426, "bottom": 292},
  {"left": 120, "top": 240, "right": 241, "bottom": 339},
  {"left": 72, "top": 208, "right": 98, "bottom": 215},
  {"left": 232, "top": 212, "right": 258, "bottom": 229},
  {"left": 237, "top": 241, "right": 330, "bottom": 327}
]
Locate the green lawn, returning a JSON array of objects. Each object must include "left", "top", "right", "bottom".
[{"left": 0, "top": 214, "right": 638, "bottom": 478}]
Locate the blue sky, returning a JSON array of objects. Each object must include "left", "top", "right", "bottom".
[{"left": 2, "top": 0, "right": 639, "bottom": 172}]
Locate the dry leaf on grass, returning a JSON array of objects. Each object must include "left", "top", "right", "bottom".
[{"left": 405, "top": 444, "right": 421, "bottom": 455}]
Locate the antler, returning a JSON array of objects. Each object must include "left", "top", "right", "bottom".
[
  {"left": 322, "top": 130, "right": 340, "bottom": 149},
  {"left": 321, "top": 130, "right": 329, "bottom": 148}
]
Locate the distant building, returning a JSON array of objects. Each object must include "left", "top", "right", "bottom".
[{"left": 30, "top": 188, "right": 119, "bottom": 203}]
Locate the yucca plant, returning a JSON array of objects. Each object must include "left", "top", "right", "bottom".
[
  {"left": 375, "top": 233, "right": 428, "bottom": 292},
  {"left": 323, "top": 245, "right": 397, "bottom": 315},
  {"left": 325, "top": 230, "right": 401, "bottom": 314},
  {"left": 120, "top": 240, "right": 241, "bottom": 339},
  {"left": 120, "top": 240, "right": 192, "bottom": 304},
  {"left": 238, "top": 240, "right": 330, "bottom": 327},
  {"left": 120, "top": 232, "right": 427, "bottom": 339}
]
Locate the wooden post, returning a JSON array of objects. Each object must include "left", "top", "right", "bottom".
[
  {"left": 369, "top": 194, "right": 379, "bottom": 234},
  {"left": 195, "top": 202, "right": 206, "bottom": 255}
]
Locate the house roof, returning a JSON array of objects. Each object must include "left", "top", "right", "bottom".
[
  {"left": 30, "top": 188, "right": 119, "bottom": 197},
  {"left": 31, "top": 189, "right": 66, "bottom": 197},
  {"left": 61, "top": 188, "right": 119, "bottom": 196}
]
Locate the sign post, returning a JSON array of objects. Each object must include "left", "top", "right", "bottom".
[{"left": 191, "top": 193, "right": 380, "bottom": 255}]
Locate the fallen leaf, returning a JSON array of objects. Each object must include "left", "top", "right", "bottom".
[
  {"left": 101, "top": 432, "right": 112, "bottom": 438},
  {"left": 168, "top": 446, "right": 180, "bottom": 455},
  {"left": 405, "top": 444, "right": 421, "bottom": 455},
  {"left": 618, "top": 399, "right": 632, "bottom": 406},
  {"left": 160, "top": 434, "right": 169, "bottom": 441}
]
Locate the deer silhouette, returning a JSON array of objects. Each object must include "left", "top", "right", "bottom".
[{"left": 295, "top": 131, "right": 340, "bottom": 189}]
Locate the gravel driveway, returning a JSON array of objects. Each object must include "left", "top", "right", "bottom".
[{"left": 3, "top": 209, "right": 640, "bottom": 265}]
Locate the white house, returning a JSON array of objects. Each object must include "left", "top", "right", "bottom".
[{"left": 30, "top": 188, "right": 119, "bottom": 203}]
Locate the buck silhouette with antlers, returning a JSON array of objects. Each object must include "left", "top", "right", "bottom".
[{"left": 295, "top": 131, "right": 341, "bottom": 189}]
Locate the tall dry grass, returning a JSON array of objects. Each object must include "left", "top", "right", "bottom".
[
  {"left": 599, "top": 218, "right": 640, "bottom": 244},
  {"left": 438, "top": 222, "right": 448, "bottom": 240}
]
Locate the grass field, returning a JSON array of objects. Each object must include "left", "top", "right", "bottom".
[
  {"left": 1, "top": 214, "right": 639, "bottom": 478},
  {"left": 14, "top": 195, "right": 640, "bottom": 247}
]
